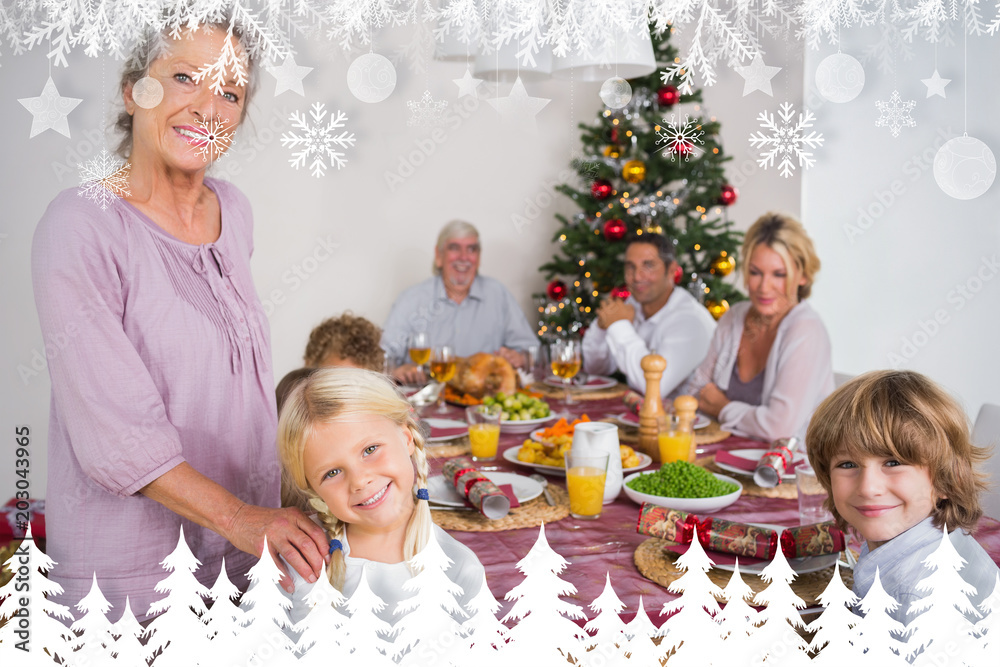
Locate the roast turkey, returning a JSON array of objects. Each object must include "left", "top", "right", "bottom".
[{"left": 448, "top": 352, "right": 518, "bottom": 397}]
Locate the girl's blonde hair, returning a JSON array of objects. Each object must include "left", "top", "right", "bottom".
[
  {"left": 741, "top": 212, "right": 821, "bottom": 301},
  {"left": 806, "top": 370, "right": 989, "bottom": 533},
  {"left": 277, "top": 367, "right": 432, "bottom": 589}
]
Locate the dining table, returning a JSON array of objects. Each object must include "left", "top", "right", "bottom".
[{"left": 421, "top": 389, "right": 1000, "bottom": 624}]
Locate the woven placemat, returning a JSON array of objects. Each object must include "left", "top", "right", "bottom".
[
  {"left": 696, "top": 455, "right": 798, "bottom": 499},
  {"left": 424, "top": 437, "right": 471, "bottom": 458},
  {"left": 431, "top": 485, "right": 570, "bottom": 532},
  {"left": 634, "top": 538, "right": 852, "bottom": 608},
  {"left": 612, "top": 420, "right": 731, "bottom": 447},
  {"left": 527, "top": 382, "right": 628, "bottom": 401}
]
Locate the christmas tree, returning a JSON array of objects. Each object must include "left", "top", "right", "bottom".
[{"left": 537, "top": 24, "right": 744, "bottom": 337}]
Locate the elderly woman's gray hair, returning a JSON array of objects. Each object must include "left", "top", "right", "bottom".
[
  {"left": 114, "top": 25, "right": 260, "bottom": 159},
  {"left": 432, "top": 220, "right": 480, "bottom": 275}
]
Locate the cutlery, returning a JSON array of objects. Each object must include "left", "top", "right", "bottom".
[{"left": 530, "top": 473, "right": 556, "bottom": 506}]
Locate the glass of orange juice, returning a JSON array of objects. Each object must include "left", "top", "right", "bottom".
[
  {"left": 564, "top": 451, "right": 609, "bottom": 519},
  {"left": 466, "top": 404, "right": 501, "bottom": 461},
  {"left": 658, "top": 414, "right": 694, "bottom": 464}
]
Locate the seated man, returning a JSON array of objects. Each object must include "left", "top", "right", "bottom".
[
  {"left": 303, "top": 311, "right": 385, "bottom": 371},
  {"left": 582, "top": 233, "right": 716, "bottom": 397},
  {"left": 382, "top": 220, "right": 537, "bottom": 384}
]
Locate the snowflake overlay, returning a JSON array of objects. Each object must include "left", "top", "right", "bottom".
[
  {"left": 875, "top": 90, "right": 916, "bottom": 138},
  {"left": 77, "top": 149, "right": 130, "bottom": 211},
  {"left": 407, "top": 90, "right": 448, "bottom": 127},
  {"left": 281, "top": 103, "right": 356, "bottom": 178},
  {"left": 189, "top": 117, "right": 235, "bottom": 163},
  {"left": 656, "top": 114, "right": 705, "bottom": 161},
  {"left": 748, "top": 102, "right": 825, "bottom": 178}
]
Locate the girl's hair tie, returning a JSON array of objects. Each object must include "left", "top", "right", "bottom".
[
  {"left": 328, "top": 539, "right": 343, "bottom": 555},
  {"left": 416, "top": 488, "right": 429, "bottom": 501}
]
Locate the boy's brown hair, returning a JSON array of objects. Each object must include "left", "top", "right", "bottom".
[
  {"left": 303, "top": 312, "right": 384, "bottom": 371},
  {"left": 806, "top": 369, "right": 988, "bottom": 533}
]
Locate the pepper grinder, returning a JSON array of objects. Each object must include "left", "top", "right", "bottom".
[{"left": 638, "top": 353, "right": 666, "bottom": 461}]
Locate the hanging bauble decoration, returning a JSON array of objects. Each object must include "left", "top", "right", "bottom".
[
  {"left": 673, "top": 265, "right": 683, "bottom": 284},
  {"left": 603, "top": 218, "right": 627, "bottom": 242},
  {"left": 657, "top": 85, "right": 680, "bottom": 107},
  {"left": 719, "top": 184, "right": 739, "bottom": 206},
  {"left": 706, "top": 299, "right": 730, "bottom": 321},
  {"left": 710, "top": 252, "right": 736, "bottom": 277},
  {"left": 591, "top": 179, "right": 613, "bottom": 200},
  {"left": 686, "top": 274, "right": 707, "bottom": 304},
  {"left": 622, "top": 160, "right": 646, "bottom": 183},
  {"left": 610, "top": 127, "right": 620, "bottom": 143},
  {"left": 599, "top": 77, "right": 632, "bottom": 109},
  {"left": 610, "top": 285, "right": 631, "bottom": 300},
  {"left": 547, "top": 280, "right": 568, "bottom": 301},
  {"left": 603, "top": 145, "right": 622, "bottom": 159},
  {"left": 673, "top": 141, "right": 694, "bottom": 159}
]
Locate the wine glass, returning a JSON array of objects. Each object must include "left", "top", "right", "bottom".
[
  {"left": 550, "top": 338, "right": 582, "bottom": 406},
  {"left": 408, "top": 332, "right": 430, "bottom": 381},
  {"left": 429, "top": 345, "right": 457, "bottom": 413}
]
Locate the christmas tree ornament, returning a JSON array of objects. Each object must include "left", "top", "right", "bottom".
[
  {"left": 622, "top": 160, "right": 646, "bottom": 183},
  {"left": 921, "top": 69, "right": 951, "bottom": 99},
  {"left": 673, "top": 266, "right": 683, "bottom": 284},
  {"left": 657, "top": 85, "right": 679, "bottom": 107},
  {"left": 875, "top": 90, "right": 916, "bottom": 138},
  {"left": 749, "top": 102, "right": 824, "bottom": 178},
  {"left": 453, "top": 68, "right": 484, "bottom": 99},
  {"left": 933, "top": 136, "right": 996, "bottom": 200},
  {"left": 814, "top": 53, "right": 865, "bottom": 103},
  {"left": 600, "top": 77, "right": 632, "bottom": 109},
  {"left": 710, "top": 253, "right": 735, "bottom": 276},
  {"left": 610, "top": 285, "right": 630, "bottom": 300},
  {"left": 657, "top": 114, "right": 704, "bottom": 162},
  {"left": 547, "top": 280, "right": 568, "bottom": 301},
  {"left": 18, "top": 76, "right": 82, "bottom": 138},
  {"left": 719, "top": 184, "right": 738, "bottom": 206},
  {"left": 407, "top": 90, "right": 448, "bottom": 127},
  {"left": 347, "top": 53, "right": 397, "bottom": 103},
  {"left": 266, "top": 54, "right": 313, "bottom": 97},
  {"left": 487, "top": 77, "right": 550, "bottom": 127},
  {"left": 603, "top": 218, "right": 627, "bottom": 241},
  {"left": 734, "top": 54, "right": 782, "bottom": 97},
  {"left": 706, "top": 299, "right": 730, "bottom": 320},
  {"left": 686, "top": 275, "right": 707, "bottom": 303},
  {"left": 610, "top": 127, "right": 619, "bottom": 143},
  {"left": 132, "top": 76, "right": 163, "bottom": 109},
  {"left": 602, "top": 145, "right": 621, "bottom": 159},
  {"left": 591, "top": 179, "right": 613, "bottom": 200}
]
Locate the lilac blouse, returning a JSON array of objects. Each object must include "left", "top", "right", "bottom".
[{"left": 31, "top": 178, "right": 278, "bottom": 621}]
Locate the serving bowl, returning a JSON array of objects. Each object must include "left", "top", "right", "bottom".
[{"left": 621, "top": 471, "right": 743, "bottom": 513}]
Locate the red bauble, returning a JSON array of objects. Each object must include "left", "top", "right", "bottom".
[
  {"left": 673, "top": 266, "right": 683, "bottom": 284},
  {"left": 657, "top": 85, "right": 680, "bottom": 107},
  {"left": 719, "top": 184, "right": 739, "bottom": 206},
  {"left": 610, "top": 285, "right": 631, "bottom": 300},
  {"left": 547, "top": 280, "right": 568, "bottom": 301},
  {"left": 591, "top": 179, "right": 613, "bottom": 200},
  {"left": 610, "top": 127, "right": 619, "bottom": 143},
  {"left": 603, "top": 218, "right": 627, "bottom": 242},
  {"left": 674, "top": 141, "right": 694, "bottom": 157}
]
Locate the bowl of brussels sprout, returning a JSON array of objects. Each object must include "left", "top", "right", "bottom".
[
  {"left": 482, "top": 391, "right": 555, "bottom": 434},
  {"left": 623, "top": 461, "right": 742, "bottom": 512}
]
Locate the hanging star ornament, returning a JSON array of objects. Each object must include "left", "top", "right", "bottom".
[
  {"left": 734, "top": 54, "right": 782, "bottom": 97},
  {"left": 266, "top": 54, "right": 313, "bottom": 97},
  {"left": 18, "top": 76, "right": 82, "bottom": 138},
  {"left": 921, "top": 69, "right": 951, "bottom": 99},
  {"left": 487, "top": 77, "right": 550, "bottom": 127},
  {"left": 453, "top": 68, "right": 484, "bottom": 99},
  {"left": 875, "top": 90, "right": 916, "bottom": 137}
]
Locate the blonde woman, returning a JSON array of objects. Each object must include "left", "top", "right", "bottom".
[
  {"left": 277, "top": 368, "right": 484, "bottom": 625},
  {"left": 681, "top": 213, "right": 834, "bottom": 441}
]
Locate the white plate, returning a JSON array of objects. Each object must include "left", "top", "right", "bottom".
[
  {"left": 422, "top": 417, "right": 469, "bottom": 443},
  {"left": 714, "top": 448, "right": 807, "bottom": 482},
  {"left": 502, "top": 446, "right": 653, "bottom": 476},
  {"left": 543, "top": 375, "right": 618, "bottom": 391},
  {"left": 426, "top": 472, "right": 542, "bottom": 507},
  {"left": 709, "top": 523, "right": 839, "bottom": 575},
  {"left": 622, "top": 471, "right": 743, "bottom": 513},
  {"left": 500, "top": 414, "right": 556, "bottom": 434},
  {"left": 612, "top": 412, "right": 712, "bottom": 430}
]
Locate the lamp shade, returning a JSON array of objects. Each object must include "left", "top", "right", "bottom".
[
  {"left": 473, "top": 40, "right": 553, "bottom": 82},
  {"left": 552, "top": 24, "right": 655, "bottom": 81}
]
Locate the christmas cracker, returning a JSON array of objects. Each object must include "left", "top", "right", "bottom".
[
  {"left": 753, "top": 437, "right": 800, "bottom": 488},
  {"left": 779, "top": 521, "right": 846, "bottom": 559},
  {"left": 697, "top": 517, "right": 779, "bottom": 559},
  {"left": 623, "top": 390, "right": 644, "bottom": 415},
  {"left": 636, "top": 503, "right": 698, "bottom": 543},
  {"left": 440, "top": 456, "right": 510, "bottom": 520}
]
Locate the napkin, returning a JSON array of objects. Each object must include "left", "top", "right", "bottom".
[
  {"left": 715, "top": 449, "right": 803, "bottom": 474},
  {"left": 440, "top": 457, "right": 511, "bottom": 519},
  {"left": 429, "top": 426, "right": 468, "bottom": 439}
]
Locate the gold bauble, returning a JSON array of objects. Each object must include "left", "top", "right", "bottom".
[
  {"left": 710, "top": 253, "right": 736, "bottom": 277},
  {"left": 706, "top": 299, "right": 730, "bottom": 321},
  {"left": 603, "top": 145, "right": 621, "bottom": 159},
  {"left": 622, "top": 159, "right": 646, "bottom": 183}
]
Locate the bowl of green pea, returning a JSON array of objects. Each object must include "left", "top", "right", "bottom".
[{"left": 622, "top": 461, "right": 743, "bottom": 512}]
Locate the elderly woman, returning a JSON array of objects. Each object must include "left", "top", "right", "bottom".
[
  {"left": 681, "top": 213, "right": 834, "bottom": 441},
  {"left": 31, "top": 24, "right": 327, "bottom": 620}
]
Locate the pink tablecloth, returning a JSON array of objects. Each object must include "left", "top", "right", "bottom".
[{"left": 425, "top": 396, "right": 1000, "bottom": 621}]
